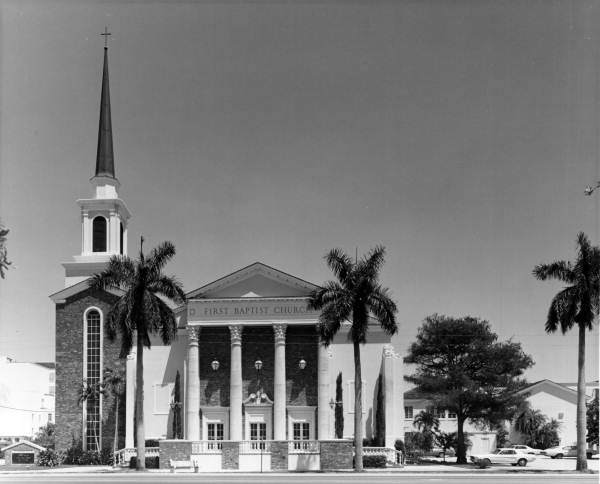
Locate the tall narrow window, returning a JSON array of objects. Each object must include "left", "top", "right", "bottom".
[
  {"left": 85, "top": 310, "right": 102, "bottom": 451},
  {"left": 119, "top": 222, "right": 124, "bottom": 254},
  {"left": 92, "top": 217, "right": 107, "bottom": 252}
]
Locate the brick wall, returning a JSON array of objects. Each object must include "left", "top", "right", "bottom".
[
  {"left": 158, "top": 440, "right": 192, "bottom": 469},
  {"left": 221, "top": 441, "right": 239, "bottom": 470},
  {"left": 55, "top": 288, "right": 126, "bottom": 451},
  {"left": 4, "top": 443, "right": 42, "bottom": 465},
  {"left": 270, "top": 441, "right": 288, "bottom": 471},
  {"left": 319, "top": 440, "right": 353, "bottom": 470}
]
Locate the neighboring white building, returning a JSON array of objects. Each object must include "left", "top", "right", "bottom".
[
  {"left": 510, "top": 379, "right": 599, "bottom": 447},
  {"left": 403, "top": 389, "right": 497, "bottom": 456},
  {"left": 0, "top": 356, "right": 55, "bottom": 446}
]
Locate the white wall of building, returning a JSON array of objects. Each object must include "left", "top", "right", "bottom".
[{"left": 0, "top": 357, "right": 55, "bottom": 440}]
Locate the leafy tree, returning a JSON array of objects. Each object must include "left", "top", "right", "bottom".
[
  {"left": 0, "top": 222, "right": 11, "bottom": 279},
  {"left": 535, "top": 419, "right": 561, "bottom": 449},
  {"left": 33, "top": 422, "right": 56, "bottom": 450},
  {"left": 493, "top": 424, "right": 509, "bottom": 448},
  {"left": 172, "top": 371, "right": 182, "bottom": 439},
  {"left": 435, "top": 431, "right": 457, "bottom": 461},
  {"left": 404, "top": 431, "right": 431, "bottom": 452},
  {"left": 90, "top": 238, "right": 186, "bottom": 470},
  {"left": 309, "top": 246, "right": 398, "bottom": 471},
  {"left": 587, "top": 394, "right": 599, "bottom": 446},
  {"left": 334, "top": 372, "right": 344, "bottom": 439},
  {"left": 101, "top": 368, "right": 125, "bottom": 467},
  {"left": 405, "top": 314, "right": 533, "bottom": 463},
  {"left": 533, "top": 232, "right": 600, "bottom": 471}
]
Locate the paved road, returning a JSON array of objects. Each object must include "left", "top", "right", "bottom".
[{"left": 0, "top": 474, "right": 597, "bottom": 484}]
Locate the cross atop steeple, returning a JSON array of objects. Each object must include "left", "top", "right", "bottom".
[{"left": 101, "top": 27, "right": 111, "bottom": 49}]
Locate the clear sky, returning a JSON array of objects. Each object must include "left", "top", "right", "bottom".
[{"left": 0, "top": 1, "right": 598, "bottom": 383}]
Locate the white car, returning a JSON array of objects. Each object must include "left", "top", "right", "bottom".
[
  {"left": 470, "top": 448, "right": 536, "bottom": 467},
  {"left": 504, "top": 444, "right": 543, "bottom": 455},
  {"left": 542, "top": 445, "right": 577, "bottom": 459}
]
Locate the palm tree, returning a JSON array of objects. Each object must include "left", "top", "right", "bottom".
[
  {"left": 89, "top": 238, "right": 186, "bottom": 470},
  {"left": 533, "top": 232, "right": 600, "bottom": 471},
  {"left": 308, "top": 246, "right": 398, "bottom": 471},
  {"left": 514, "top": 404, "right": 545, "bottom": 439},
  {"left": 78, "top": 378, "right": 102, "bottom": 452},
  {"left": 0, "top": 221, "right": 11, "bottom": 279},
  {"left": 413, "top": 409, "right": 440, "bottom": 434},
  {"left": 101, "top": 368, "right": 125, "bottom": 467}
]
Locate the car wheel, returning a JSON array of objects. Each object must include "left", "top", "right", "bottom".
[
  {"left": 555, "top": 454, "right": 563, "bottom": 459},
  {"left": 479, "top": 458, "right": 491, "bottom": 469},
  {"left": 517, "top": 458, "right": 527, "bottom": 467}
]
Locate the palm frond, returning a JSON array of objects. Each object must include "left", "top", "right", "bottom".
[
  {"left": 545, "top": 287, "right": 577, "bottom": 334},
  {"left": 89, "top": 255, "right": 135, "bottom": 292},
  {"left": 367, "top": 285, "right": 398, "bottom": 335},
  {"left": 147, "top": 275, "right": 186, "bottom": 304},
  {"left": 533, "top": 261, "right": 574, "bottom": 283},
  {"left": 147, "top": 241, "right": 177, "bottom": 278},
  {"left": 325, "top": 248, "right": 353, "bottom": 284},
  {"left": 308, "top": 281, "right": 348, "bottom": 310},
  {"left": 360, "top": 245, "right": 386, "bottom": 282}
]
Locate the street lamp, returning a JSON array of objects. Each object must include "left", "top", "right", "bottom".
[
  {"left": 211, "top": 359, "right": 220, "bottom": 371},
  {"left": 584, "top": 181, "right": 600, "bottom": 196},
  {"left": 298, "top": 358, "right": 307, "bottom": 370}
]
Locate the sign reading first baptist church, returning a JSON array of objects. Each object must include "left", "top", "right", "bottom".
[{"left": 188, "top": 299, "right": 319, "bottom": 323}]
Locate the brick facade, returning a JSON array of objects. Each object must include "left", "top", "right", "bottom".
[
  {"left": 3, "top": 443, "right": 43, "bottom": 465},
  {"left": 270, "top": 441, "right": 288, "bottom": 470},
  {"left": 158, "top": 440, "right": 192, "bottom": 469},
  {"left": 319, "top": 440, "right": 353, "bottom": 470},
  {"left": 221, "top": 441, "right": 239, "bottom": 470},
  {"left": 55, "top": 288, "right": 126, "bottom": 452}
]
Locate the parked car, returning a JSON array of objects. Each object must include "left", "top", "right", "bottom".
[
  {"left": 470, "top": 448, "right": 536, "bottom": 468},
  {"left": 504, "top": 444, "right": 542, "bottom": 455},
  {"left": 542, "top": 445, "right": 577, "bottom": 459},
  {"left": 587, "top": 449, "right": 599, "bottom": 459}
]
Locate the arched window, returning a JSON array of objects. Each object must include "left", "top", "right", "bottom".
[
  {"left": 119, "top": 222, "right": 124, "bottom": 255},
  {"left": 84, "top": 309, "right": 102, "bottom": 451},
  {"left": 92, "top": 217, "right": 107, "bottom": 253}
]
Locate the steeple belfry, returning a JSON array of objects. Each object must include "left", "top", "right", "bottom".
[{"left": 62, "top": 35, "right": 131, "bottom": 288}]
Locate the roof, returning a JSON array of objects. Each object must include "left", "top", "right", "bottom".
[
  {"left": 34, "top": 362, "right": 55, "bottom": 370},
  {"left": 94, "top": 47, "right": 115, "bottom": 178},
  {"left": 1, "top": 440, "right": 45, "bottom": 452},
  {"left": 49, "top": 278, "right": 124, "bottom": 303},
  {"left": 186, "top": 261, "right": 320, "bottom": 299}
]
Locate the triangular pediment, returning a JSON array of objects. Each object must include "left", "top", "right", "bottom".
[{"left": 187, "top": 262, "right": 319, "bottom": 299}]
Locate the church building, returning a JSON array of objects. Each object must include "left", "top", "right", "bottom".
[{"left": 50, "top": 44, "right": 404, "bottom": 469}]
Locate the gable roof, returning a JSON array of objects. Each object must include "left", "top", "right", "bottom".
[
  {"left": 49, "top": 278, "right": 124, "bottom": 304},
  {"left": 1, "top": 440, "right": 45, "bottom": 452},
  {"left": 186, "top": 262, "right": 319, "bottom": 299},
  {"left": 516, "top": 379, "right": 590, "bottom": 404}
]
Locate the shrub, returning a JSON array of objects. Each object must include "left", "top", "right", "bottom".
[
  {"left": 63, "top": 443, "right": 83, "bottom": 465},
  {"left": 100, "top": 447, "right": 113, "bottom": 465},
  {"left": 37, "top": 449, "right": 63, "bottom": 467},
  {"left": 394, "top": 439, "right": 405, "bottom": 453},
  {"left": 77, "top": 450, "right": 101, "bottom": 465},
  {"left": 363, "top": 455, "right": 387, "bottom": 468},
  {"left": 129, "top": 456, "right": 159, "bottom": 469}
]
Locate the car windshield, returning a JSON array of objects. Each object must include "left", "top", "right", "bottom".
[{"left": 492, "top": 449, "right": 502, "bottom": 454}]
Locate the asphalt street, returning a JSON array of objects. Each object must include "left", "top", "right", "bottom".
[{"left": 0, "top": 474, "right": 597, "bottom": 484}]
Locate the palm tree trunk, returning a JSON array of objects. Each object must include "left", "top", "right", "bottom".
[
  {"left": 576, "top": 323, "right": 588, "bottom": 471},
  {"left": 136, "top": 334, "right": 146, "bottom": 471},
  {"left": 353, "top": 341, "right": 363, "bottom": 472},
  {"left": 113, "top": 394, "right": 119, "bottom": 468}
]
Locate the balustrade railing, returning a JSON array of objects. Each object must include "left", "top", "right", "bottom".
[
  {"left": 114, "top": 447, "right": 160, "bottom": 466},
  {"left": 362, "top": 446, "right": 403, "bottom": 465},
  {"left": 239, "top": 440, "right": 272, "bottom": 453},
  {"left": 288, "top": 440, "right": 320, "bottom": 453},
  {"left": 192, "top": 441, "right": 223, "bottom": 453}
]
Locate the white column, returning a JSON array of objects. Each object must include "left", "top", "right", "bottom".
[
  {"left": 273, "top": 324, "right": 287, "bottom": 440},
  {"left": 82, "top": 212, "right": 91, "bottom": 254},
  {"left": 109, "top": 210, "right": 118, "bottom": 254},
  {"left": 317, "top": 342, "right": 330, "bottom": 440},
  {"left": 383, "top": 344, "right": 402, "bottom": 448},
  {"left": 125, "top": 350, "right": 136, "bottom": 448},
  {"left": 229, "top": 325, "right": 243, "bottom": 441},
  {"left": 185, "top": 327, "right": 200, "bottom": 440}
]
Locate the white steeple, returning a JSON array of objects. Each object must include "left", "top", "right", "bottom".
[{"left": 62, "top": 43, "right": 131, "bottom": 287}]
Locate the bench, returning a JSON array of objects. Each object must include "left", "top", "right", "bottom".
[{"left": 169, "top": 458, "right": 199, "bottom": 472}]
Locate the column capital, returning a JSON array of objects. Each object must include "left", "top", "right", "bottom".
[
  {"left": 126, "top": 351, "right": 136, "bottom": 361},
  {"left": 383, "top": 344, "right": 397, "bottom": 359},
  {"left": 187, "top": 327, "right": 199, "bottom": 343},
  {"left": 229, "top": 325, "right": 243, "bottom": 344},
  {"left": 273, "top": 323, "right": 287, "bottom": 343}
]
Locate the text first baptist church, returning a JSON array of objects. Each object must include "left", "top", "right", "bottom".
[{"left": 49, "top": 45, "right": 404, "bottom": 463}]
